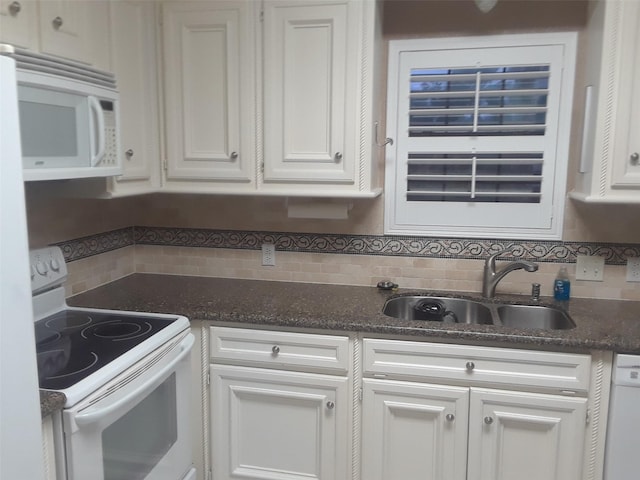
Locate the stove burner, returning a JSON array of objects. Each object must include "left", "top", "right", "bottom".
[
  {"left": 81, "top": 320, "right": 153, "bottom": 341},
  {"left": 38, "top": 350, "right": 98, "bottom": 380},
  {"left": 45, "top": 311, "right": 92, "bottom": 331},
  {"left": 36, "top": 330, "right": 61, "bottom": 347}
]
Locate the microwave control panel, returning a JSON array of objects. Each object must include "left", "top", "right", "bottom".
[{"left": 100, "top": 100, "right": 118, "bottom": 166}]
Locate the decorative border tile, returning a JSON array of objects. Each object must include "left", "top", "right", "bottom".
[
  {"left": 55, "top": 227, "right": 134, "bottom": 262},
  {"left": 54, "top": 226, "right": 640, "bottom": 265}
]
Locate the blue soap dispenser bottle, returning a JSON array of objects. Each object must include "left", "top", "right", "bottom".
[{"left": 553, "top": 266, "right": 571, "bottom": 301}]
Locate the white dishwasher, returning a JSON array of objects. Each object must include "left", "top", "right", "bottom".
[{"left": 605, "top": 354, "right": 640, "bottom": 480}]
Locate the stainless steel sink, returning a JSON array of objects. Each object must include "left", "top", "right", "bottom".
[
  {"left": 496, "top": 304, "right": 576, "bottom": 330},
  {"left": 382, "top": 296, "right": 494, "bottom": 325},
  {"left": 382, "top": 295, "right": 576, "bottom": 330}
]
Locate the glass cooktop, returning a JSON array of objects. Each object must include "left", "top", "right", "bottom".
[{"left": 34, "top": 310, "right": 175, "bottom": 390}]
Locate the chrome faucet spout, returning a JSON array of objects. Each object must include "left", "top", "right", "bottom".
[{"left": 482, "top": 249, "right": 539, "bottom": 298}]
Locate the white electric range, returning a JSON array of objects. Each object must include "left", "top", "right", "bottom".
[{"left": 31, "top": 246, "right": 196, "bottom": 480}]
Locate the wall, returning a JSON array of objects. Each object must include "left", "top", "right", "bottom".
[{"left": 25, "top": 0, "right": 640, "bottom": 302}]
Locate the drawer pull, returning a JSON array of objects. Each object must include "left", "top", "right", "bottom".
[
  {"left": 446, "top": 413, "right": 455, "bottom": 422},
  {"left": 52, "top": 16, "right": 63, "bottom": 29},
  {"left": 484, "top": 416, "right": 494, "bottom": 425},
  {"left": 326, "top": 401, "right": 335, "bottom": 410},
  {"left": 271, "top": 345, "right": 280, "bottom": 355},
  {"left": 466, "top": 361, "right": 475, "bottom": 371}
]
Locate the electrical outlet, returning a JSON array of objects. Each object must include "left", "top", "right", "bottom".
[
  {"left": 575, "top": 255, "right": 605, "bottom": 281},
  {"left": 626, "top": 257, "right": 640, "bottom": 282},
  {"left": 262, "top": 244, "right": 275, "bottom": 266}
]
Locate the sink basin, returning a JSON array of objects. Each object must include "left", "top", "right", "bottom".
[
  {"left": 496, "top": 304, "right": 576, "bottom": 330},
  {"left": 383, "top": 296, "right": 493, "bottom": 325},
  {"left": 382, "top": 295, "right": 576, "bottom": 330}
]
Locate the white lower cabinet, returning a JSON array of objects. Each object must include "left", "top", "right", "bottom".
[
  {"left": 467, "top": 388, "right": 587, "bottom": 480},
  {"left": 209, "top": 326, "right": 352, "bottom": 480},
  {"left": 41, "top": 415, "right": 57, "bottom": 480},
  {"left": 361, "top": 379, "right": 469, "bottom": 480},
  {"left": 211, "top": 365, "right": 349, "bottom": 480},
  {"left": 361, "top": 380, "right": 586, "bottom": 480},
  {"left": 361, "top": 338, "right": 606, "bottom": 480},
  {"left": 204, "top": 328, "right": 609, "bottom": 480}
]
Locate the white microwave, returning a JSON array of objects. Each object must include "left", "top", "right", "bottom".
[{"left": 13, "top": 50, "right": 122, "bottom": 181}]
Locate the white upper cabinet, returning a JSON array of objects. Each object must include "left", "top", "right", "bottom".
[
  {"left": 0, "top": 0, "right": 38, "bottom": 50},
  {"left": 162, "top": 0, "right": 257, "bottom": 191},
  {"left": 0, "top": 0, "right": 110, "bottom": 69},
  {"left": 107, "top": 0, "right": 161, "bottom": 196},
  {"left": 572, "top": 0, "right": 640, "bottom": 203},
  {"left": 262, "top": 0, "right": 352, "bottom": 185},
  {"left": 161, "top": 0, "right": 381, "bottom": 197}
]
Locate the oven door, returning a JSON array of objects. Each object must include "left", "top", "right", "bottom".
[{"left": 62, "top": 332, "right": 195, "bottom": 480}]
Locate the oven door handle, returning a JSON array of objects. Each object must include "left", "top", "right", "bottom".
[{"left": 74, "top": 333, "right": 194, "bottom": 427}]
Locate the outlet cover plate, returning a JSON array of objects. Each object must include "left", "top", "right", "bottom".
[
  {"left": 575, "top": 255, "right": 604, "bottom": 281},
  {"left": 626, "top": 257, "right": 640, "bottom": 282},
  {"left": 262, "top": 243, "right": 275, "bottom": 266}
]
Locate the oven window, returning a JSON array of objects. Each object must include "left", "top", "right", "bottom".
[{"left": 102, "top": 373, "right": 178, "bottom": 480}]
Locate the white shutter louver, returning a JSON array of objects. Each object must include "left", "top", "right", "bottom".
[
  {"left": 385, "top": 34, "right": 577, "bottom": 239},
  {"left": 407, "top": 66, "right": 549, "bottom": 204}
]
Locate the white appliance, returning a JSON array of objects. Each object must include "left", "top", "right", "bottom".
[
  {"left": 31, "top": 246, "right": 196, "bottom": 480},
  {"left": 604, "top": 353, "right": 640, "bottom": 480},
  {"left": 13, "top": 48, "right": 121, "bottom": 181},
  {"left": 0, "top": 49, "right": 46, "bottom": 479}
]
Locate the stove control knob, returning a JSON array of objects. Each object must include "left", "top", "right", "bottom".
[
  {"left": 49, "top": 258, "right": 61, "bottom": 272},
  {"left": 35, "top": 261, "right": 48, "bottom": 276},
  {"left": 30, "top": 265, "right": 36, "bottom": 280}
]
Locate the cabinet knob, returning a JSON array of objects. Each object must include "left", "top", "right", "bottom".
[
  {"left": 230, "top": 151, "right": 238, "bottom": 160},
  {"left": 465, "top": 361, "right": 475, "bottom": 371},
  {"left": 271, "top": 345, "right": 280, "bottom": 355},
  {"left": 125, "top": 149, "right": 134, "bottom": 159},
  {"left": 334, "top": 152, "right": 343, "bottom": 162},
  {"left": 484, "top": 416, "right": 494, "bottom": 425},
  {"left": 52, "top": 16, "right": 63, "bottom": 29},
  {"left": 326, "top": 401, "right": 335, "bottom": 410},
  {"left": 446, "top": 413, "right": 455, "bottom": 422},
  {"left": 9, "top": 1, "right": 21, "bottom": 15},
  {"left": 631, "top": 152, "right": 639, "bottom": 165}
]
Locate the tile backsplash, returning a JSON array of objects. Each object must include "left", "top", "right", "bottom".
[{"left": 59, "top": 227, "right": 640, "bottom": 301}]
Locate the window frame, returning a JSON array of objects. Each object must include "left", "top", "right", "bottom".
[{"left": 384, "top": 32, "right": 578, "bottom": 240}]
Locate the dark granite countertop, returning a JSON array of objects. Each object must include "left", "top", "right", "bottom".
[
  {"left": 40, "top": 390, "right": 65, "bottom": 418},
  {"left": 67, "top": 273, "right": 640, "bottom": 354}
]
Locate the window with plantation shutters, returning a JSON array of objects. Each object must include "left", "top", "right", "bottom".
[{"left": 384, "top": 33, "right": 577, "bottom": 240}]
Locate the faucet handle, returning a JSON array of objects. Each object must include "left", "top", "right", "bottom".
[{"left": 485, "top": 247, "right": 510, "bottom": 268}]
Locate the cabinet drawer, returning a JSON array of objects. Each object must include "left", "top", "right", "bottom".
[
  {"left": 210, "top": 327, "right": 350, "bottom": 374},
  {"left": 363, "top": 339, "right": 591, "bottom": 394}
]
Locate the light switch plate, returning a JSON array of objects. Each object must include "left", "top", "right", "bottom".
[
  {"left": 626, "top": 257, "right": 640, "bottom": 282},
  {"left": 575, "top": 255, "right": 604, "bottom": 281}
]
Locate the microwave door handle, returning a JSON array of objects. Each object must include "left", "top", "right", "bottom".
[
  {"left": 74, "top": 334, "right": 194, "bottom": 428},
  {"left": 88, "top": 95, "right": 105, "bottom": 167}
]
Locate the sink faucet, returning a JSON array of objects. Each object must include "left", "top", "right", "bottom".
[{"left": 482, "top": 249, "right": 539, "bottom": 298}]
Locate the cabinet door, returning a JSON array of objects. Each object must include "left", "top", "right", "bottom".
[
  {"left": 0, "top": 0, "right": 38, "bottom": 49},
  {"left": 211, "top": 364, "right": 350, "bottom": 480},
  {"left": 611, "top": 0, "right": 640, "bottom": 188},
  {"left": 162, "top": 0, "right": 256, "bottom": 188},
  {"left": 38, "top": 0, "right": 110, "bottom": 68},
  {"left": 361, "top": 379, "right": 468, "bottom": 480},
  {"left": 262, "top": 0, "right": 356, "bottom": 184},
  {"left": 468, "top": 388, "right": 587, "bottom": 480},
  {"left": 107, "top": 0, "right": 160, "bottom": 195}
]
